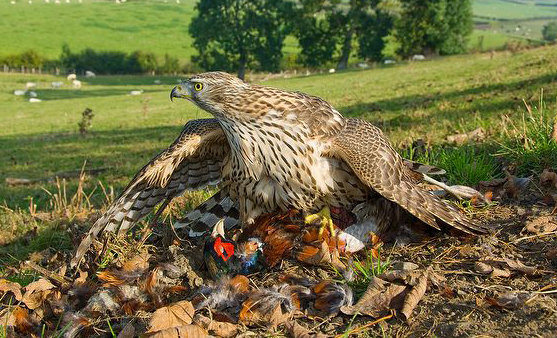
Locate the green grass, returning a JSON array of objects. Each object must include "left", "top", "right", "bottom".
[
  {"left": 0, "top": 0, "right": 197, "bottom": 63},
  {"left": 473, "top": 0, "right": 557, "bottom": 20},
  {"left": 1, "top": 45, "right": 557, "bottom": 211}
]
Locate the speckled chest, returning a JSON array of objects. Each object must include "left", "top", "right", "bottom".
[{"left": 218, "top": 114, "right": 368, "bottom": 213}]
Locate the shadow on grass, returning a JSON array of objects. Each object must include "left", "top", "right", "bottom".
[
  {"left": 0, "top": 124, "right": 186, "bottom": 209},
  {"left": 339, "top": 72, "right": 557, "bottom": 132}
]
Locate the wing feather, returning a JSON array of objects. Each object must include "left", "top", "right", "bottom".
[{"left": 71, "top": 118, "right": 229, "bottom": 267}]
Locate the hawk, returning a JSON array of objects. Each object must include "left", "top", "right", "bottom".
[{"left": 71, "top": 72, "right": 486, "bottom": 267}]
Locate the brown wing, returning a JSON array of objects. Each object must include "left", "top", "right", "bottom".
[
  {"left": 71, "top": 119, "right": 229, "bottom": 267},
  {"left": 329, "top": 118, "right": 487, "bottom": 235}
]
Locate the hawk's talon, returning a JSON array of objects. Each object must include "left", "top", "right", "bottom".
[{"left": 305, "top": 206, "right": 336, "bottom": 238}]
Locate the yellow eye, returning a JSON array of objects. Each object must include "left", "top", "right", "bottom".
[{"left": 194, "top": 83, "right": 203, "bottom": 91}]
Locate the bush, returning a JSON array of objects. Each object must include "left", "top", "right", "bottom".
[
  {"left": 0, "top": 50, "right": 46, "bottom": 68},
  {"left": 542, "top": 21, "right": 557, "bottom": 42}
]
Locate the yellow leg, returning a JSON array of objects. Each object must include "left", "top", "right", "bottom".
[{"left": 304, "top": 206, "right": 336, "bottom": 238}]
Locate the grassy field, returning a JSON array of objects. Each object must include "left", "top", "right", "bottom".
[
  {"left": 1, "top": 43, "right": 557, "bottom": 338},
  {"left": 1, "top": 45, "right": 557, "bottom": 212},
  {"left": 473, "top": 0, "right": 557, "bottom": 20}
]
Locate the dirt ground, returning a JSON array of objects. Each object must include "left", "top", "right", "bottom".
[{"left": 1, "top": 184, "right": 557, "bottom": 338}]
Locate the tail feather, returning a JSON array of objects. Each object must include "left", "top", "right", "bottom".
[{"left": 174, "top": 190, "right": 239, "bottom": 237}]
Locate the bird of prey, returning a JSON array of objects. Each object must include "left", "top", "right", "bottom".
[{"left": 71, "top": 72, "right": 486, "bottom": 267}]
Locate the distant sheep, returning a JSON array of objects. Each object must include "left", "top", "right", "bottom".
[
  {"left": 11, "top": 1, "right": 16, "bottom": 4},
  {"left": 357, "top": 62, "right": 369, "bottom": 69},
  {"left": 328, "top": 68, "right": 335, "bottom": 74},
  {"left": 412, "top": 54, "right": 425, "bottom": 61},
  {"left": 14, "top": 90, "right": 26, "bottom": 96},
  {"left": 129, "top": 90, "right": 144, "bottom": 95},
  {"left": 29, "top": 98, "right": 42, "bottom": 102},
  {"left": 51, "top": 81, "right": 63, "bottom": 88},
  {"left": 72, "top": 80, "right": 82, "bottom": 89},
  {"left": 67, "top": 73, "right": 77, "bottom": 81},
  {"left": 28, "top": 91, "right": 38, "bottom": 98},
  {"left": 26, "top": 82, "right": 37, "bottom": 89},
  {"left": 85, "top": 70, "right": 96, "bottom": 78},
  {"left": 154, "top": 79, "right": 162, "bottom": 85},
  {"left": 384, "top": 59, "right": 396, "bottom": 65}
]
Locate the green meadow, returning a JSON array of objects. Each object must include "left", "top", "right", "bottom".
[{"left": 1, "top": 45, "right": 557, "bottom": 212}]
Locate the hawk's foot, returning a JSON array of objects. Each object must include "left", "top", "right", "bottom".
[{"left": 305, "top": 206, "right": 336, "bottom": 238}]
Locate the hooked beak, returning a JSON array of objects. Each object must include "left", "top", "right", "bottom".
[{"left": 170, "top": 82, "right": 191, "bottom": 101}]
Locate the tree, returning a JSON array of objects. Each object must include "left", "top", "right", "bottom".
[
  {"left": 542, "top": 21, "right": 557, "bottom": 42},
  {"left": 189, "top": 0, "right": 294, "bottom": 79},
  {"left": 395, "top": 0, "right": 472, "bottom": 57},
  {"left": 294, "top": 0, "right": 396, "bottom": 70}
]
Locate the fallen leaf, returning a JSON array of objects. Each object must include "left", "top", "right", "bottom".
[
  {"left": 475, "top": 258, "right": 536, "bottom": 277},
  {"left": 0, "top": 279, "right": 22, "bottom": 301},
  {"left": 340, "top": 277, "right": 407, "bottom": 318},
  {"left": 21, "top": 278, "right": 56, "bottom": 310},
  {"left": 485, "top": 292, "right": 531, "bottom": 309},
  {"left": 378, "top": 270, "right": 422, "bottom": 286},
  {"left": 147, "top": 301, "right": 195, "bottom": 333},
  {"left": 504, "top": 258, "right": 537, "bottom": 275},
  {"left": 117, "top": 322, "right": 136, "bottom": 338},
  {"left": 524, "top": 216, "right": 557, "bottom": 234},
  {"left": 284, "top": 321, "right": 328, "bottom": 338},
  {"left": 194, "top": 314, "right": 238, "bottom": 338},
  {"left": 400, "top": 271, "right": 428, "bottom": 322},
  {"left": 149, "top": 325, "right": 208, "bottom": 338}
]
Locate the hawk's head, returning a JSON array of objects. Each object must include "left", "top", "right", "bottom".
[{"left": 170, "top": 72, "right": 249, "bottom": 118}]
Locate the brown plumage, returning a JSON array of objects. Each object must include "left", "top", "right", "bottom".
[{"left": 71, "top": 71, "right": 486, "bottom": 267}]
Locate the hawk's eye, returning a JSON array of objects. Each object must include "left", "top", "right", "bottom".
[{"left": 194, "top": 83, "right": 203, "bottom": 91}]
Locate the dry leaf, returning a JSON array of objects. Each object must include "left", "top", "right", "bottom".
[
  {"left": 400, "top": 271, "right": 428, "bottom": 322},
  {"left": 524, "top": 216, "right": 557, "bottom": 234},
  {"left": 117, "top": 322, "right": 136, "bottom": 338},
  {"left": 378, "top": 270, "right": 422, "bottom": 286},
  {"left": 0, "top": 279, "right": 22, "bottom": 301},
  {"left": 147, "top": 301, "right": 195, "bottom": 333},
  {"left": 21, "top": 278, "right": 56, "bottom": 310},
  {"left": 485, "top": 292, "right": 531, "bottom": 309},
  {"left": 284, "top": 321, "right": 328, "bottom": 338},
  {"left": 149, "top": 325, "right": 208, "bottom": 338},
  {"left": 340, "top": 277, "right": 407, "bottom": 318},
  {"left": 194, "top": 314, "right": 238, "bottom": 338},
  {"left": 475, "top": 258, "right": 536, "bottom": 277},
  {"left": 503, "top": 258, "right": 537, "bottom": 275}
]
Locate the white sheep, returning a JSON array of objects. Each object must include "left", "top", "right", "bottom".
[
  {"left": 55, "top": 0, "right": 60, "bottom": 3},
  {"left": 85, "top": 70, "right": 96, "bottom": 78},
  {"left": 328, "top": 68, "right": 335, "bottom": 74},
  {"left": 28, "top": 91, "right": 38, "bottom": 98},
  {"left": 129, "top": 90, "right": 144, "bottom": 95},
  {"left": 154, "top": 79, "right": 162, "bottom": 85},
  {"left": 29, "top": 98, "right": 42, "bottom": 102},
  {"left": 357, "top": 62, "right": 369, "bottom": 69},
  {"left": 11, "top": 1, "right": 16, "bottom": 4},
  {"left": 14, "top": 90, "right": 26, "bottom": 96},
  {"left": 412, "top": 54, "right": 425, "bottom": 61},
  {"left": 51, "top": 81, "right": 63, "bottom": 88},
  {"left": 28, "top": 0, "right": 32, "bottom": 4},
  {"left": 72, "top": 80, "right": 82, "bottom": 89},
  {"left": 384, "top": 59, "right": 396, "bottom": 65},
  {"left": 45, "top": 0, "right": 50, "bottom": 3},
  {"left": 67, "top": 73, "right": 77, "bottom": 81},
  {"left": 25, "top": 82, "right": 37, "bottom": 89}
]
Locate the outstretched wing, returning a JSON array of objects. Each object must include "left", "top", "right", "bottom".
[
  {"left": 328, "top": 118, "right": 488, "bottom": 235},
  {"left": 71, "top": 119, "right": 229, "bottom": 267}
]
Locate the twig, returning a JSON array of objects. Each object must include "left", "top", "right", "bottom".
[
  {"left": 25, "top": 261, "right": 72, "bottom": 287},
  {"left": 334, "top": 311, "right": 394, "bottom": 338},
  {"left": 512, "top": 231, "right": 557, "bottom": 243}
]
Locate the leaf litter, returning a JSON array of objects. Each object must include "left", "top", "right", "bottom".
[{"left": 1, "top": 170, "right": 557, "bottom": 337}]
